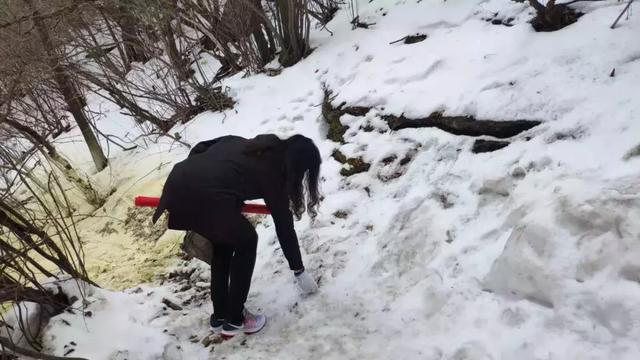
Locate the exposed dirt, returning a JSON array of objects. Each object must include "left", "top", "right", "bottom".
[
  {"left": 529, "top": 1, "right": 582, "bottom": 32},
  {"left": 170, "top": 87, "right": 235, "bottom": 125},
  {"left": 322, "top": 87, "right": 372, "bottom": 143},
  {"left": 331, "top": 149, "right": 371, "bottom": 177},
  {"left": 123, "top": 206, "right": 169, "bottom": 243}
]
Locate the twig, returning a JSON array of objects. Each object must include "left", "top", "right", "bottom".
[
  {"left": 84, "top": 107, "right": 139, "bottom": 152},
  {"left": 611, "top": 0, "right": 634, "bottom": 29},
  {"left": 161, "top": 298, "right": 183, "bottom": 311},
  {"left": 389, "top": 36, "right": 408, "bottom": 45},
  {"left": 350, "top": 16, "right": 375, "bottom": 29},
  {"left": 561, "top": 0, "right": 606, "bottom": 5},
  {"left": 317, "top": 22, "right": 335, "bottom": 36},
  {"left": 113, "top": 161, "right": 170, "bottom": 205}
]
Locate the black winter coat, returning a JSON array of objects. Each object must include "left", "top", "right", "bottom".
[{"left": 152, "top": 134, "right": 303, "bottom": 270}]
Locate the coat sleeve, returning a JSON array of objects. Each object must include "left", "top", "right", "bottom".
[
  {"left": 261, "top": 181, "right": 304, "bottom": 271},
  {"left": 152, "top": 170, "right": 174, "bottom": 224}
]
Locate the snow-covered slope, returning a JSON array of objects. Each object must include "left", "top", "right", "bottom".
[{"left": 31, "top": 0, "right": 640, "bottom": 358}]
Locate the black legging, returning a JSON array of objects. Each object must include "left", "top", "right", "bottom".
[{"left": 208, "top": 199, "right": 258, "bottom": 325}]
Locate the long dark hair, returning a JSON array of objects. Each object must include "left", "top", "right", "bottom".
[{"left": 284, "top": 135, "right": 321, "bottom": 220}]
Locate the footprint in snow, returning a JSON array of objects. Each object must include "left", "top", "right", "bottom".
[
  {"left": 390, "top": 56, "right": 406, "bottom": 64},
  {"left": 384, "top": 59, "right": 444, "bottom": 85}
]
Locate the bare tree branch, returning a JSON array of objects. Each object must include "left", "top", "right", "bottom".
[{"left": 0, "top": 335, "right": 88, "bottom": 360}]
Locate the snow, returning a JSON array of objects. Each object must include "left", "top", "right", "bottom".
[
  {"left": 24, "top": 0, "right": 640, "bottom": 359},
  {"left": 1, "top": 302, "right": 43, "bottom": 349},
  {"left": 40, "top": 281, "right": 208, "bottom": 359}
]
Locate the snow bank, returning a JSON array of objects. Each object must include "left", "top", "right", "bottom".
[{"left": 40, "top": 276, "right": 210, "bottom": 359}]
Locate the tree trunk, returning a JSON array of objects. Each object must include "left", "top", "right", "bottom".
[
  {"left": 265, "top": 22, "right": 276, "bottom": 51},
  {"left": 98, "top": 9, "right": 131, "bottom": 73},
  {"left": 25, "top": 0, "right": 109, "bottom": 172},
  {"left": 115, "top": 3, "right": 150, "bottom": 64},
  {"left": 160, "top": 1, "right": 191, "bottom": 81},
  {"left": 249, "top": 0, "right": 275, "bottom": 67},
  {"left": 252, "top": 28, "right": 271, "bottom": 67},
  {"left": 179, "top": 2, "right": 242, "bottom": 71},
  {"left": 276, "top": 0, "right": 307, "bottom": 67},
  {"left": 163, "top": 21, "right": 191, "bottom": 81},
  {"left": 30, "top": 94, "right": 69, "bottom": 138}
]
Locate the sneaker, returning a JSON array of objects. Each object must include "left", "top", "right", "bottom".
[
  {"left": 210, "top": 316, "right": 224, "bottom": 333},
  {"left": 221, "top": 309, "right": 266, "bottom": 338}
]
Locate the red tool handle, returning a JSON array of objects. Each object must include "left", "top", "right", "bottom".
[
  {"left": 135, "top": 196, "right": 160, "bottom": 207},
  {"left": 134, "top": 196, "right": 270, "bottom": 215}
]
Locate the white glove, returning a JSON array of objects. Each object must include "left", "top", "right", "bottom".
[{"left": 295, "top": 270, "right": 318, "bottom": 295}]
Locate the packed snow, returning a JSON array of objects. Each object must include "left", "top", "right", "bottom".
[{"left": 7, "top": 0, "right": 640, "bottom": 359}]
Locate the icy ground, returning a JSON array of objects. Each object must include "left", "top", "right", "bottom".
[{"left": 7, "top": 0, "right": 640, "bottom": 359}]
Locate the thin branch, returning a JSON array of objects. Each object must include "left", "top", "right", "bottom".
[
  {"left": 561, "top": 0, "right": 606, "bottom": 5},
  {"left": 611, "top": 0, "right": 634, "bottom": 29},
  {"left": 0, "top": 336, "right": 88, "bottom": 360}
]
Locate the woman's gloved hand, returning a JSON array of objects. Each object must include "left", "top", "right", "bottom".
[{"left": 294, "top": 270, "right": 318, "bottom": 295}]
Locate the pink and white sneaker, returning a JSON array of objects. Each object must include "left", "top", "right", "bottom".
[{"left": 221, "top": 309, "right": 266, "bottom": 338}]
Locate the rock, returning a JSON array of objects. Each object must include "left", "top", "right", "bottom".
[{"left": 472, "top": 139, "right": 509, "bottom": 153}]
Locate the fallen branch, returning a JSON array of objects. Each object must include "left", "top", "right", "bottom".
[
  {"left": 561, "top": 0, "right": 606, "bottom": 5},
  {"left": 383, "top": 112, "right": 541, "bottom": 139},
  {"left": 0, "top": 336, "right": 88, "bottom": 360}
]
